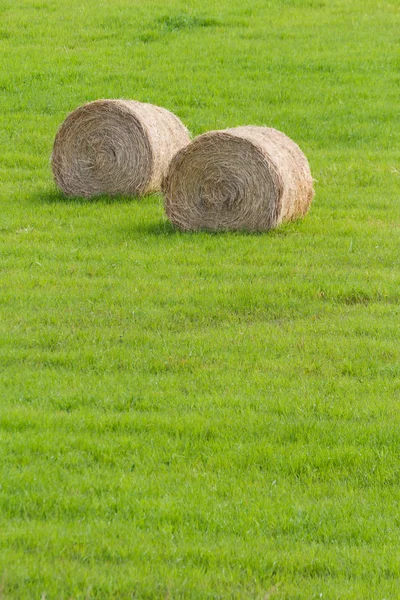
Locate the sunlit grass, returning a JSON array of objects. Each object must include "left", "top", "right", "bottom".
[{"left": 0, "top": 0, "right": 399, "bottom": 597}]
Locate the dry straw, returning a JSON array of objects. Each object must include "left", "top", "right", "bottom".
[
  {"left": 52, "top": 99, "right": 190, "bottom": 198},
  {"left": 162, "top": 126, "right": 314, "bottom": 231}
]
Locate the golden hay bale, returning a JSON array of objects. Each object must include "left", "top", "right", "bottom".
[
  {"left": 162, "top": 126, "right": 314, "bottom": 231},
  {"left": 52, "top": 99, "right": 191, "bottom": 198}
]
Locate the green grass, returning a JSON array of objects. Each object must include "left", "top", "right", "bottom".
[{"left": 1, "top": 0, "right": 400, "bottom": 598}]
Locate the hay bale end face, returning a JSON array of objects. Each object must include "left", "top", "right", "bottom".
[
  {"left": 52, "top": 99, "right": 191, "bottom": 198},
  {"left": 162, "top": 126, "right": 314, "bottom": 232}
]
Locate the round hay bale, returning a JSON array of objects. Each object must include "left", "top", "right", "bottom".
[
  {"left": 162, "top": 126, "right": 314, "bottom": 231},
  {"left": 52, "top": 99, "right": 191, "bottom": 198}
]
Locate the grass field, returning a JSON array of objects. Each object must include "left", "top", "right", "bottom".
[{"left": 1, "top": 0, "right": 400, "bottom": 598}]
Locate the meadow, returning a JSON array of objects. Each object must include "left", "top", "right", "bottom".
[{"left": 0, "top": 0, "right": 400, "bottom": 597}]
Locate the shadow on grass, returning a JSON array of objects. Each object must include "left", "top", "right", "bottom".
[
  {"left": 128, "top": 220, "right": 298, "bottom": 237},
  {"left": 131, "top": 220, "right": 180, "bottom": 236},
  {"left": 30, "top": 188, "right": 145, "bottom": 205}
]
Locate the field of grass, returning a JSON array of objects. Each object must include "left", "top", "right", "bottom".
[{"left": 1, "top": 0, "right": 400, "bottom": 597}]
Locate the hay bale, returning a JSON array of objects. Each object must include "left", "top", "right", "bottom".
[
  {"left": 162, "top": 126, "right": 314, "bottom": 231},
  {"left": 52, "top": 99, "right": 190, "bottom": 198}
]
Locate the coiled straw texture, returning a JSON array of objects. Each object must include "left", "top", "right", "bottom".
[
  {"left": 162, "top": 126, "right": 314, "bottom": 231},
  {"left": 52, "top": 99, "right": 190, "bottom": 198}
]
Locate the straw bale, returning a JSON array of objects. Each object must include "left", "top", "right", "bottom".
[
  {"left": 52, "top": 99, "right": 190, "bottom": 197},
  {"left": 162, "top": 126, "right": 314, "bottom": 231}
]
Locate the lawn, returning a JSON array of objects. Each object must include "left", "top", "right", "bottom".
[{"left": 0, "top": 0, "right": 400, "bottom": 598}]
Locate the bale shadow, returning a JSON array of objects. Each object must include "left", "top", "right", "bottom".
[
  {"left": 127, "top": 220, "right": 180, "bottom": 236},
  {"left": 127, "top": 220, "right": 297, "bottom": 237},
  {"left": 30, "top": 187, "right": 144, "bottom": 206}
]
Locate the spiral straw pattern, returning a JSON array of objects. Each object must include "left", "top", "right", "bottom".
[
  {"left": 52, "top": 99, "right": 190, "bottom": 198},
  {"left": 162, "top": 126, "right": 314, "bottom": 231}
]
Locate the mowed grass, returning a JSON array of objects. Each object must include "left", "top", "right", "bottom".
[{"left": 1, "top": 0, "right": 400, "bottom": 597}]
